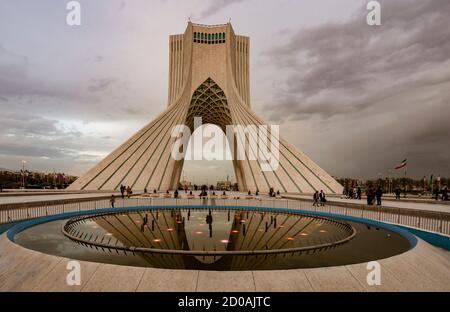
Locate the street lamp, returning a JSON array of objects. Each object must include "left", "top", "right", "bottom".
[{"left": 21, "top": 160, "right": 27, "bottom": 189}]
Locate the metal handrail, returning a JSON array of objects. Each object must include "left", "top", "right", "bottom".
[
  {"left": 61, "top": 207, "right": 356, "bottom": 256},
  {"left": 1, "top": 196, "right": 449, "bottom": 236}
]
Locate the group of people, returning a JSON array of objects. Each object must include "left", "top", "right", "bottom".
[
  {"left": 344, "top": 186, "right": 383, "bottom": 205},
  {"left": 119, "top": 184, "right": 133, "bottom": 199},
  {"left": 268, "top": 187, "right": 280, "bottom": 198},
  {"left": 313, "top": 190, "right": 327, "bottom": 207},
  {"left": 366, "top": 186, "right": 383, "bottom": 205},
  {"left": 110, "top": 185, "right": 133, "bottom": 208},
  {"left": 433, "top": 186, "right": 449, "bottom": 201},
  {"left": 346, "top": 187, "right": 362, "bottom": 200}
]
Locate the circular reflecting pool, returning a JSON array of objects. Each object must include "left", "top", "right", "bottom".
[{"left": 13, "top": 207, "right": 413, "bottom": 270}]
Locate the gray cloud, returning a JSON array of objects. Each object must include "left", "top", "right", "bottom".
[
  {"left": 0, "top": 0, "right": 448, "bottom": 180},
  {"left": 197, "top": 0, "right": 245, "bottom": 20},
  {"left": 0, "top": 111, "right": 115, "bottom": 173},
  {"left": 263, "top": 0, "right": 450, "bottom": 121},
  {"left": 259, "top": 0, "right": 450, "bottom": 178},
  {"left": 88, "top": 78, "right": 117, "bottom": 93},
  {"left": 0, "top": 44, "right": 30, "bottom": 96}
]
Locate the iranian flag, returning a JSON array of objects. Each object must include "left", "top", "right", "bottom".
[{"left": 394, "top": 158, "right": 407, "bottom": 170}]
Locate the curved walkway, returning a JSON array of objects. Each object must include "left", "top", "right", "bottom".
[{"left": 1, "top": 233, "right": 449, "bottom": 292}]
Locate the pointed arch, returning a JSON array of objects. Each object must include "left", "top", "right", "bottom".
[{"left": 186, "top": 78, "right": 232, "bottom": 131}]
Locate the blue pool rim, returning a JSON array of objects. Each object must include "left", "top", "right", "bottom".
[{"left": 6, "top": 205, "right": 426, "bottom": 250}]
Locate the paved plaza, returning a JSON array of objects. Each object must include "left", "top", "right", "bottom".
[{"left": 1, "top": 206, "right": 449, "bottom": 292}]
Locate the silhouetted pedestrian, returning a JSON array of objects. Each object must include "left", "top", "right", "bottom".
[
  {"left": 357, "top": 187, "right": 362, "bottom": 200},
  {"left": 126, "top": 186, "right": 132, "bottom": 198},
  {"left": 366, "top": 187, "right": 373, "bottom": 205},
  {"left": 375, "top": 186, "right": 383, "bottom": 206},
  {"left": 313, "top": 191, "right": 319, "bottom": 207},
  {"left": 319, "top": 190, "right": 326, "bottom": 206},
  {"left": 110, "top": 195, "right": 115, "bottom": 208},
  {"left": 434, "top": 186, "right": 439, "bottom": 200},
  {"left": 395, "top": 188, "right": 401, "bottom": 200},
  {"left": 120, "top": 184, "right": 125, "bottom": 199},
  {"left": 442, "top": 186, "right": 449, "bottom": 201}
]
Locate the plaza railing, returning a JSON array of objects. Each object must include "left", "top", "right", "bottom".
[{"left": 0, "top": 196, "right": 449, "bottom": 236}]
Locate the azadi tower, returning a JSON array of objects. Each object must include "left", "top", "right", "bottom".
[{"left": 68, "top": 22, "right": 343, "bottom": 194}]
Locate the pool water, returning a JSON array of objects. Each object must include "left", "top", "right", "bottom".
[{"left": 14, "top": 208, "right": 412, "bottom": 271}]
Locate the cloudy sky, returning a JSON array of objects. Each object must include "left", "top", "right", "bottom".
[{"left": 0, "top": 0, "right": 449, "bottom": 183}]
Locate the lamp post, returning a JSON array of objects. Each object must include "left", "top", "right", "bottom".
[
  {"left": 387, "top": 169, "right": 393, "bottom": 194},
  {"left": 21, "top": 160, "right": 27, "bottom": 189}
]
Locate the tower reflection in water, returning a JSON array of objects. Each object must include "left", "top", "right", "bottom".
[{"left": 66, "top": 208, "right": 357, "bottom": 270}]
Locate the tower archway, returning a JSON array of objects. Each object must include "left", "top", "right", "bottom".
[
  {"left": 174, "top": 78, "right": 245, "bottom": 191},
  {"left": 186, "top": 78, "right": 232, "bottom": 132}
]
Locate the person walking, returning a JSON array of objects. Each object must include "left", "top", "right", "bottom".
[
  {"left": 348, "top": 188, "right": 354, "bottom": 199},
  {"left": 319, "top": 190, "right": 326, "bottom": 206},
  {"left": 110, "top": 195, "right": 116, "bottom": 208},
  {"left": 442, "top": 186, "right": 449, "bottom": 201},
  {"left": 120, "top": 184, "right": 125, "bottom": 199},
  {"left": 313, "top": 191, "right": 319, "bottom": 207},
  {"left": 126, "top": 186, "right": 132, "bottom": 198},
  {"left": 366, "top": 187, "right": 372, "bottom": 205},
  {"left": 375, "top": 186, "right": 383, "bottom": 206},
  {"left": 434, "top": 186, "right": 439, "bottom": 201},
  {"left": 357, "top": 187, "right": 362, "bottom": 200},
  {"left": 395, "top": 187, "right": 401, "bottom": 200}
]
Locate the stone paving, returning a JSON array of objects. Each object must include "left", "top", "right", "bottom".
[
  {"left": 1, "top": 192, "right": 449, "bottom": 292},
  {"left": 0, "top": 234, "right": 449, "bottom": 292}
]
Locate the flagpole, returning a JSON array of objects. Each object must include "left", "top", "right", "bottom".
[{"left": 403, "top": 165, "right": 407, "bottom": 197}]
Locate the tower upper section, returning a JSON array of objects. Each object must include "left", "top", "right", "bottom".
[{"left": 167, "top": 22, "right": 250, "bottom": 108}]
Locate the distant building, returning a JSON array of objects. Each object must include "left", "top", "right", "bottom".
[{"left": 216, "top": 180, "right": 232, "bottom": 191}]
